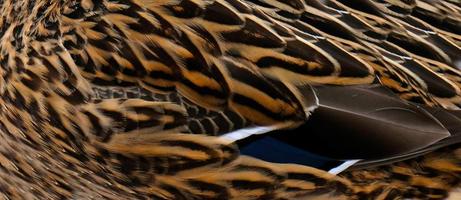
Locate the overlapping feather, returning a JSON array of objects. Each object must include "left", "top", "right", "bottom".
[{"left": 0, "top": 0, "right": 460, "bottom": 199}]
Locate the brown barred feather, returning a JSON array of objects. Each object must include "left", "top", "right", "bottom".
[{"left": 0, "top": 0, "right": 460, "bottom": 199}]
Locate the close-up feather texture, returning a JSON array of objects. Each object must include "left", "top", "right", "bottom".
[{"left": 0, "top": 0, "right": 461, "bottom": 199}]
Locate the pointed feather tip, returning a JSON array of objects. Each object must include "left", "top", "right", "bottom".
[
  {"left": 269, "top": 85, "right": 451, "bottom": 161},
  {"left": 264, "top": 76, "right": 319, "bottom": 120},
  {"left": 286, "top": 82, "right": 319, "bottom": 117},
  {"left": 352, "top": 107, "right": 461, "bottom": 169}
]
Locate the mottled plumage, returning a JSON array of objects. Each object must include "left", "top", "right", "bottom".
[{"left": 0, "top": 0, "right": 461, "bottom": 199}]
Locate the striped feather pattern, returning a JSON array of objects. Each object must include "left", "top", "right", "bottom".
[{"left": 0, "top": 0, "right": 460, "bottom": 199}]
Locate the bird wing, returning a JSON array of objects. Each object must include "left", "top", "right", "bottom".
[
  {"left": 3, "top": 0, "right": 461, "bottom": 199},
  {"left": 56, "top": 0, "right": 461, "bottom": 165}
]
